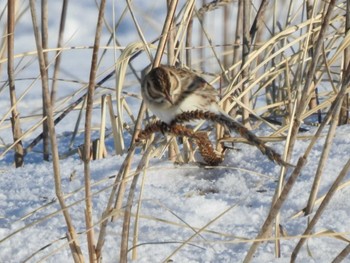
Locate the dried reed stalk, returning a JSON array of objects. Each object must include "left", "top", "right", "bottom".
[
  {"left": 167, "top": 0, "right": 178, "bottom": 162},
  {"left": 305, "top": 0, "right": 319, "bottom": 115},
  {"left": 304, "top": 97, "right": 344, "bottom": 214},
  {"left": 83, "top": 0, "right": 107, "bottom": 262},
  {"left": 131, "top": 162, "right": 150, "bottom": 260},
  {"left": 304, "top": 46, "right": 350, "bottom": 216},
  {"left": 172, "top": 0, "right": 195, "bottom": 65},
  {"left": 249, "top": 0, "right": 269, "bottom": 44},
  {"left": 287, "top": 0, "right": 336, "bottom": 160},
  {"left": 29, "top": 0, "right": 84, "bottom": 262},
  {"left": 185, "top": 3, "right": 193, "bottom": 66},
  {"left": 338, "top": 1, "right": 350, "bottom": 125},
  {"left": 223, "top": 4, "right": 230, "bottom": 68},
  {"left": 241, "top": 0, "right": 252, "bottom": 128},
  {"left": 105, "top": 94, "right": 121, "bottom": 156},
  {"left": 232, "top": 0, "right": 242, "bottom": 78},
  {"left": 291, "top": 158, "right": 350, "bottom": 263},
  {"left": 171, "top": 0, "right": 196, "bottom": 163},
  {"left": 119, "top": 143, "right": 154, "bottom": 263},
  {"left": 119, "top": 1, "right": 180, "bottom": 259},
  {"left": 215, "top": 2, "right": 232, "bottom": 153},
  {"left": 51, "top": 0, "right": 68, "bottom": 105},
  {"left": 199, "top": 0, "right": 206, "bottom": 69},
  {"left": 68, "top": 96, "right": 86, "bottom": 150},
  {"left": 272, "top": 90, "right": 297, "bottom": 258},
  {"left": 41, "top": 0, "right": 49, "bottom": 161},
  {"left": 97, "top": 95, "right": 107, "bottom": 159},
  {"left": 7, "top": 0, "right": 24, "bottom": 167},
  {"left": 114, "top": 42, "right": 155, "bottom": 155},
  {"left": 95, "top": 144, "right": 136, "bottom": 261},
  {"left": 95, "top": 2, "right": 181, "bottom": 262},
  {"left": 279, "top": 52, "right": 350, "bottom": 263},
  {"left": 332, "top": 241, "right": 350, "bottom": 263}
]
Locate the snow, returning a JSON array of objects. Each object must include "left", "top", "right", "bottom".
[
  {"left": 1, "top": 125, "right": 350, "bottom": 262},
  {"left": 1, "top": 1, "right": 350, "bottom": 262}
]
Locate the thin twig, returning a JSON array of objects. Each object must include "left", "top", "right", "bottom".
[
  {"left": 83, "top": 0, "right": 107, "bottom": 262},
  {"left": 332, "top": 241, "right": 350, "bottom": 263},
  {"left": 95, "top": 144, "right": 136, "bottom": 261},
  {"left": 51, "top": 0, "right": 68, "bottom": 105},
  {"left": 287, "top": 0, "right": 337, "bottom": 160},
  {"left": 7, "top": 0, "right": 24, "bottom": 167},
  {"left": 291, "top": 158, "right": 350, "bottom": 263},
  {"left": 241, "top": 0, "right": 252, "bottom": 128},
  {"left": 338, "top": 0, "right": 350, "bottom": 125},
  {"left": 119, "top": 143, "right": 154, "bottom": 263},
  {"left": 305, "top": 61, "right": 350, "bottom": 214},
  {"left": 41, "top": 0, "right": 49, "bottom": 161}
]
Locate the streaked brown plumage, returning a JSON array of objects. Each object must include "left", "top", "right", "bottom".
[{"left": 142, "top": 65, "right": 218, "bottom": 124}]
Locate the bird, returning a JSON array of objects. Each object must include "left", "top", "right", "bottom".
[
  {"left": 141, "top": 65, "right": 220, "bottom": 124},
  {"left": 141, "top": 65, "right": 290, "bottom": 166}
]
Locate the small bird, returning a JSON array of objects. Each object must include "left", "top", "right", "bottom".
[
  {"left": 141, "top": 65, "right": 290, "bottom": 166},
  {"left": 141, "top": 65, "right": 221, "bottom": 124}
]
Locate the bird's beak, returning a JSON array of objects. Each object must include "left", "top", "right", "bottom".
[{"left": 164, "top": 90, "right": 173, "bottom": 105}]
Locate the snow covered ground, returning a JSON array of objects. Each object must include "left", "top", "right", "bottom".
[
  {"left": 1, "top": 1, "right": 350, "bottom": 262},
  {"left": 1, "top": 124, "right": 350, "bottom": 262}
]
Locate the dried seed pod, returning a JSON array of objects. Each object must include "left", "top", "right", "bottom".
[
  {"left": 137, "top": 120, "right": 222, "bottom": 165},
  {"left": 169, "top": 124, "right": 223, "bottom": 166},
  {"left": 136, "top": 121, "right": 169, "bottom": 141},
  {"left": 172, "top": 110, "right": 292, "bottom": 167},
  {"left": 137, "top": 110, "right": 292, "bottom": 167}
]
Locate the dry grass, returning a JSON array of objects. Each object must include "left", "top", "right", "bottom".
[{"left": 0, "top": 0, "right": 350, "bottom": 262}]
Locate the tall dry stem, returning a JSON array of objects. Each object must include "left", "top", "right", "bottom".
[
  {"left": 291, "top": 158, "right": 350, "bottom": 262},
  {"left": 96, "top": 2, "right": 180, "bottom": 261},
  {"left": 304, "top": 60, "right": 350, "bottom": 215},
  {"left": 287, "top": 0, "right": 336, "bottom": 162},
  {"left": 167, "top": 0, "right": 178, "bottom": 162},
  {"left": 338, "top": 0, "right": 350, "bottom": 125},
  {"left": 41, "top": 0, "right": 49, "bottom": 161},
  {"left": 305, "top": 0, "right": 319, "bottom": 116},
  {"left": 241, "top": 0, "right": 251, "bottom": 128},
  {"left": 29, "top": 0, "right": 84, "bottom": 261},
  {"left": 287, "top": 60, "right": 350, "bottom": 262},
  {"left": 119, "top": 143, "right": 153, "bottom": 263},
  {"left": 83, "top": 0, "right": 107, "bottom": 262},
  {"left": 119, "top": 2, "right": 180, "bottom": 261},
  {"left": 332, "top": 242, "right": 350, "bottom": 263},
  {"left": 51, "top": 0, "right": 68, "bottom": 106},
  {"left": 7, "top": 0, "right": 24, "bottom": 167},
  {"left": 232, "top": 0, "right": 242, "bottom": 78}
]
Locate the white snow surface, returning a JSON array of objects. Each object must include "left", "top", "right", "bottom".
[
  {"left": 1, "top": 125, "right": 350, "bottom": 262},
  {"left": 1, "top": 1, "right": 350, "bottom": 262}
]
